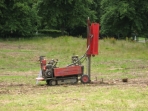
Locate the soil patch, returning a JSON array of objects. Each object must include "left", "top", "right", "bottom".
[{"left": 0, "top": 77, "right": 148, "bottom": 95}]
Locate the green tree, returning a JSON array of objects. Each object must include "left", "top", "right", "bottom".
[
  {"left": 100, "top": 0, "right": 148, "bottom": 38},
  {"left": 91, "top": 0, "right": 101, "bottom": 23},
  {"left": 0, "top": 0, "right": 38, "bottom": 37},
  {"left": 37, "top": 0, "right": 97, "bottom": 35}
]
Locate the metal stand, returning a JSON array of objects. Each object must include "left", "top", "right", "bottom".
[
  {"left": 87, "top": 55, "right": 91, "bottom": 81},
  {"left": 87, "top": 17, "right": 91, "bottom": 82}
]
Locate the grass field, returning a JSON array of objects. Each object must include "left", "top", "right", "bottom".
[{"left": 0, "top": 36, "right": 148, "bottom": 111}]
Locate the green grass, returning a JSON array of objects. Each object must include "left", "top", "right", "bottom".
[
  {"left": 0, "top": 36, "right": 148, "bottom": 111},
  {"left": 0, "top": 85, "right": 148, "bottom": 111},
  {"left": 138, "top": 37, "right": 146, "bottom": 41}
]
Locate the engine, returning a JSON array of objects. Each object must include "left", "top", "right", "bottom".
[
  {"left": 71, "top": 55, "right": 81, "bottom": 65},
  {"left": 44, "top": 59, "right": 58, "bottom": 78}
]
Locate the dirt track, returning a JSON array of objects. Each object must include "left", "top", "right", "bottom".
[{"left": 0, "top": 77, "right": 148, "bottom": 95}]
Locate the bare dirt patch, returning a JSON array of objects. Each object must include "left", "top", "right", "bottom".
[
  {"left": 0, "top": 82, "right": 47, "bottom": 95},
  {"left": 0, "top": 42, "right": 19, "bottom": 50},
  {"left": 0, "top": 42, "right": 36, "bottom": 50},
  {"left": 0, "top": 77, "right": 148, "bottom": 95}
]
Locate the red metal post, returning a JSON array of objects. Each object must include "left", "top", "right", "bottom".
[{"left": 86, "top": 17, "right": 99, "bottom": 81}]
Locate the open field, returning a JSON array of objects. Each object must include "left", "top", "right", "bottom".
[{"left": 0, "top": 36, "right": 148, "bottom": 111}]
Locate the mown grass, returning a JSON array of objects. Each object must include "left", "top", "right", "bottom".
[
  {"left": 0, "top": 36, "right": 148, "bottom": 111},
  {"left": 0, "top": 36, "right": 87, "bottom": 72},
  {"left": 1, "top": 85, "right": 148, "bottom": 111}
]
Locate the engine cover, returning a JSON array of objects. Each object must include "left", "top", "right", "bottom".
[{"left": 45, "top": 69, "right": 53, "bottom": 78}]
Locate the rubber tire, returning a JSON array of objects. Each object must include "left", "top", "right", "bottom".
[
  {"left": 49, "top": 80, "right": 57, "bottom": 86},
  {"left": 81, "top": 75, "right": 90, "bottom": 84}
]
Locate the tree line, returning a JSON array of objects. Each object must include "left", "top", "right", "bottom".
[{"left": 0, "top": 0, "right": 148, "bottom": 38}]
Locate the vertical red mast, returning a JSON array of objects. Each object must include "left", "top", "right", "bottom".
[{"left": 86, "top": 17, "right": 99, "bottom": 81}]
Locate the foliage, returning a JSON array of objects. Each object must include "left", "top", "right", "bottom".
[
  {"left": 38, "top": 29, "right": 67, "bottom": 37},
  {"left": 100, "top": 0, "right": 148, "bottom": 38},
  {"left": 37, "top": 0, "right": 97, "bottom": 34},
  {"left": 0, "top": 0, "right": 148, "bottom": 38},
  {"left": 91, "top": 0, "right": 101, "bottom": 23},
  {"left": 0, "top": 0, "right": 38, "bottom": 37}
]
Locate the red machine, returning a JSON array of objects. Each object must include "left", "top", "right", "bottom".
[
  {"left": 37, "top": 56, "right": 89, "bottom": 85},
  {"left": 36, "top": 18, "right": 99, "bottom": 86}
]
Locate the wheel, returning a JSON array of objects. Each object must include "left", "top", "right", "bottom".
[
  {"left": 81, "top": 75, "right": 90, "bottom": 84},
  {"left": 49, "top": 80, "right": 57, "bottom": 86}
]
